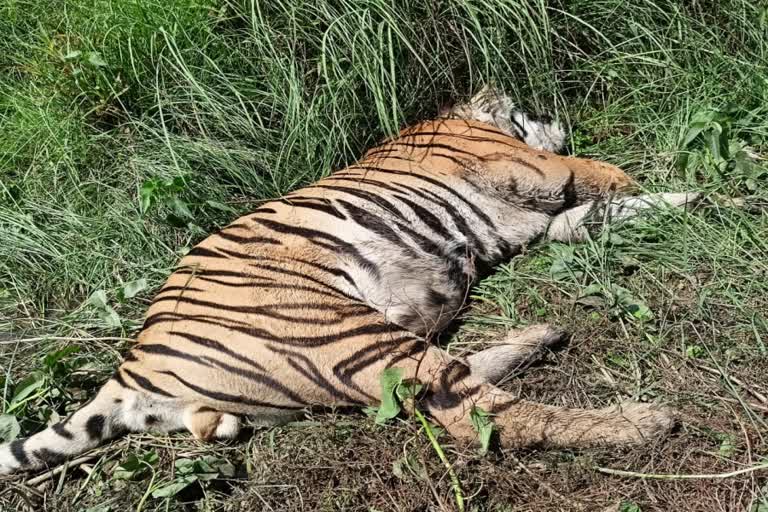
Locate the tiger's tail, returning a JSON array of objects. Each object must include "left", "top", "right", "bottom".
[{"left": 0, "top": 379, "right": 136, "bottom": 474}]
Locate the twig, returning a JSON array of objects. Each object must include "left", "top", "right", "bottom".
[
  {"left": 24, "top": 454, "right": 98, "bottom": 486},
  {"left": 694, "top": 363, "right": 768, "bottom": 404},
  {"left": 596, "top": 462, "right": 768, "bottom": 480},
  {"left": 413, "top": 408, "right": 464, "bottom": 512}
]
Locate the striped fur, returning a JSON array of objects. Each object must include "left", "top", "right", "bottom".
[{"left": 0, "top": 87, "right": 698, "bottom": 475}]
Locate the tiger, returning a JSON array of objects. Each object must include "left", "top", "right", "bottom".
[{"left": 0, "top": 85, "right": 699, "bottom": 475}]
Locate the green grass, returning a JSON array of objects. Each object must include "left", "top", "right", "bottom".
[{"left": 1, "top": 0, "right": 767, "bottom": 510}]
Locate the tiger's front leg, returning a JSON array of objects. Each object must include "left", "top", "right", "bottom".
[{"left": 547, "top": 192, "right": 702, "bottom": 242}]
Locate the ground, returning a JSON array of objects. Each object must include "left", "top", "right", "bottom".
[{"left": 1, "top": 1, "right": 767, "bottom": 510}]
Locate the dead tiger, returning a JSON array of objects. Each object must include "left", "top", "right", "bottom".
[{"left": 0, "top": 86, "right": 699, "bottom": 475}]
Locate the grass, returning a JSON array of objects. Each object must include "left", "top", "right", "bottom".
[{"left": 1, "top": 0, "right": 767, "bottom": 510}]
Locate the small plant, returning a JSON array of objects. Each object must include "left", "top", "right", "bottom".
[
  {"left": 576, "top": 282, "right": 653, "bottom": 322},
  {"left": 619, "top": 501, "right": 642, "bottom": 512},
  {"left": 150, "top": 456, "right": 236, "bottom": 499},
  {"left": 373, "top": 367, "right": 498, "bottom": 512},
  {"left": 1, "top": 345, "right": 85, "bottom": 439},
  {"left": 113, "top": 450, "right": 160, "bottom": 481},
  {"left": 677, "top": 107, "right": 767, "bottom": 193},
  {"left": 139, "top": 176, "right": 198, "bottom": 228}
]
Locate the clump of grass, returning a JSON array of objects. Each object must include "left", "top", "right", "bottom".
[{"left": 1, "top": 0, "right": 767, "bottom": 510}]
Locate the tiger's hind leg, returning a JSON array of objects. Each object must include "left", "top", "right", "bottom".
[
  {"left": 466, "top": 324, "right": 567, "bottom": 383},
  {"left": 351, "top": 343, "right": 673, "bottom": 449},
  {"left": 444, "top": 84, "right": 567, "bottom": 153}
]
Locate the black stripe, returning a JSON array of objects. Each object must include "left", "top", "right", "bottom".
[
  {"left": 158, "top": 370, "right": 305, "bottom": 409},
  {"left": 346, "top": 166, "right": 497, "bottom": 230},
  {"left": 279, "top": 198, "right": 347, "bottom": 219},
  {"left": 10, "top": 439, "right": 29, "bottom": 465},
  {"left": 335, "top": 198, "right": 412, "bottom": 251},
  {"left": 252, "top": 218, "right": 380, "bottom": 279},
  {"left": 175, "top": 268, "right": 259, "bottom": 279},
  {"left": 169, "top": 331, "right": 266, "bottom": 371},
  {"left": 85, "top": 415, "right": 105, "bottom": 441},
  {"left": 216, "top": 231, "right": 281, "bottom": 245},
  {"left": 372, "top": 141, "right": 482, "bottom": 161},
  {"left": 392, "top": 193, "right": 454, "bottom": 242},
  {"left": 112, "top": 370, "right": 134, "bottom": 390},
  {"left": 505, "top": 156, "right": 544, "bottom": 176},
  {"left": 336, "top": 198, "right": 443, "bottom": 258},
  {"left": 155, "top": 285, "right": 205, "bottom": 295},
  {"left": 332, "top": 337, "right": 423, "bottom": 399},
  {"left": 237, "top": 321, "right": 398, "bottom": 348},
  {"left": 311, "top": 184, "right": 407, "bottom": 221},
  {"left": 123, "top": 368, "right": 175, "bottom": 397},
  {"left": 266, "top": 345, "right": 364, "bottom": 404},
  {"left": 193, "top": 354, "right": 307, "bottom": 404},
  {"left": 187, "top": 246, "right": 228, "bottom": 259},
  {"left": 287, "top": 257, "right": 359, "bottom": 291},
  {"left": 510, "top": 116, "right": 529, "bottom": 138},
  {"left": 143, "top": 311, "right": 251, "bottom": 330},
  {"left": 33, "top": 448, "right": 68, "bottom": 467},
  {"left": 51, "top": 422, "right": 74, "bottom": 440},
  {"left": 247, "top": 262, "right": 355, "bottom": 300},
  {"left": 400, "top": 130, "right": 523, "bottom": 150},
  {"left": 135, "top": 344, "right": 216, "bottom": 367},
  {"left": 175, "top": 275, "right": 273, "bottom": 288}
]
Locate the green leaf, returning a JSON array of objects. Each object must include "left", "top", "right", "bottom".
[
  {"left": 392, "top": 453, "right": 427, "bottom": 481},
  {"left": 87, "top": 52, "right": 108, "bottom": 67},
  {"left": 0, "top": 414, "right": 21, "bottom": 443},
  {"left": 88, "top": 290, "right": 121, "bottom": 327},
  {"left": 120, "top": 278, "right": 148, "bottom": 300},
  {"left": 151, "top": 475, "right": 197, "bottom": 498},
  {"left": 10, "top": 372, "right": 46, "bottom": 406},
  {"left": 469, "top": 407, "right": 495, "bottom": 455},
  {"left": 718, "top": 434, "right": 736, "bottom": 457},
  {"left": 171, "top": 197, "right": 194, "bottom": 220},
  {"left": 139, "top": 179, "right": 159, "bottom": 214},
  {"left": 375, "top": 367, "right": 404, "bottom": 424},
  {"left": 43, "top": 345, "right": 80, "bottom": 369},
  {"left": 62, "top": 50, "right": 82, "bottom": 61},
  {"left": 395, "top": 379, "right": 423, "bottom": 401},
  {"left": 619, "top": 501, "right": 642, "bottom": 512},
  {"left": 113, "top": 451, "right": 159, "bottom": 481}
]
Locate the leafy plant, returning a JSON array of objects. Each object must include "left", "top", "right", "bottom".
[
  {"left": 619, "top": 501, "right": 642, "bottom": 512},
  {"left": 88, "top": 289, "right": 121, "bottom": 328},
  {"left": 373, "top": 368, "right": 423, "bottom": 424},
  {"left": 1, "top": 345, "right": 85, "bottom": 437},
  {"left": 139, "top": 176, "right": 208, "bottom": 233},
  {"left": 150, "top": 456, "right": 236, "bottom": 499},
  {"left": 113, "top": 451, "right": 159, "bottom": 481},
  {"left": 0, "top": 414, "right": 20, "bottom": 443},
  {"left": 375, "top": 367, "right": 466, "bottom": 511},
  {"left": 678, "top": 107, "right": 767, "bottom": 193},
  {"left": 576, "top": 283, "right": 653, "bottom": 322}
]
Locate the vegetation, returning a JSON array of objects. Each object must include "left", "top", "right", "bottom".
[{"left": 1, "top": 0, "right": 767, "bottom": 510}]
